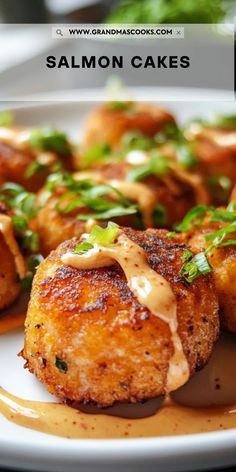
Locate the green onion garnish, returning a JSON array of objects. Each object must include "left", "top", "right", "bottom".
[
  {"left": 0, "top": 182, "right": 39, "bottom": 254},
  {"left": 178, "top": 203, "right": 236, "bottom": 282},
  {"left": 51, "top": 175, "right": 138, "bottom": 221},
  {"left": 29, "top": 127, "right": 71, "bottom": 155},
  {"left": 83, "top": 143, "right": 111, "bottom": 167},
  {"left": 21, "top": 230, "right": 39, "bottom": 252},
  {"left": 187, "top": 114, "right": 236, "bottom": 130},
  {"left": 207, "top": 175, "right": 232, "bottom": 204},
  {"left": 122, "top": 131, "right": 155, "bottom": 151},
  {"left": 210, "top": 114, "right": 236, "bottom": 129},
  {"left": 155, "top": 123, "right": 183, "bottom": 144},
  {"left": 152, "top": 203, "right": 167, "bottom": 226},
  {"left": 175, "top": 205, "right": 212, "bottom": 232},
  {"left": 74, "top": 222, "right": 119, "bottom": 254},
  {"left": 20, "top": 254, "right": 44, "bottom": 290},
  {"left": 180, "top": 251, "right": 211, "bottom": 283},
  {"left": 77, "top": 205, "right": 137, "bottom": 221},
  {"left": 127, "top": 154, "right": 169, "bottom": 182},
  {"left": 175, "top": 143, "right": 198, "bottom": 169},
  {"left": 74, "top": 242, "right": 93, "bottom": 255},
  {"left": 0, "top": 110, "right": 13, "bottom": 127},
  {"left": 108, "top": 101, "right": 133, "bottom": 111},
  {"left": 0, "top": 182, "right": 24, "bottom": 195},
  {"left": 25, "top": 161, "right": 48, "bottom": 178}
]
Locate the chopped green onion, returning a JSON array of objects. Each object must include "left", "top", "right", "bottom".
[
  {"left": 122, "top": 132, "right": 155, "bottom": 151},
  {"left": 210, "top": 114, "right": 236, "bottom": 129},
  {"left": 12, "top": 215, "right": 28, "bottom": 233},
  {"left": 29, "top": 128, "right": 71, "bottom": 155},
  {"left": 219, "top": 239, "right": 236, "bottom": 248},
  {"left": 0, "top": 182, "right": 40, "bottom": 255},
  {"left": 155, "top": 123, "right": 183, "bottom": 144},
  {"left": 127, "top": 154, "right": 169, "bottom": 181},
  {"left": 108, "top": 101, "right": 133, "bottom": 111},
  {"left": 210, "top": 208, "right": 236, "bottom": 223},
  {"left": 21, "top": 230, "right": 39, "bottom": 252},
  {"left": 26, "top": 254, "right": 44, "bottom": 272},
  {"left": 0, "top": 110, "right": 13, "bottom": 127},
  {"left": 14, "top": 192, "right": 36, "bottom": 219},
  {"left": 53, "top": 178, "right": 138, "bottom": 221},
  {"left": 77, "top": 205, "right": 137, "bottom": 221},
  {"left": 227, "top": 202, "right": 236, "bottom": 212},
  {"left": 0, "top": 182, "right": 25, "bottom": 196},
  {"left": 88, "top": 222, "right": 119, "bottom": 246},
  {"left": 74, "top": 222, "right": 119, "bottom": 254},
  {"left": 127, "top": 164, "right": 151, "bottom": 182},
  {"left": 25, "top": 161, "right": 48, "bottom": 178},
  {"left": 181, "top": 249, "right": 193, "bottom": 261},
  {"left": 74, "top": 242, "right": 94, "bottom": 254},
  {"left": 20, "top": 254, "right": 43, "bottom": 290},
  {"left": 207, "top": 175, "right": 232, "bottom": 203},
  {"left": 20, "top": 275, "right": 34, "bottom": 290},
  {"left": 175, "top": 143, "right": 198, "bottom": 169},
  {"left": 180, "top": 252, "right": 211, "bottom": 283},
  {"left": 83, "top": 143, "right": 111, "bottom": 166},
  {"left": 167, "top": 231, "right": 177, "bottom": 238},
  {"left": 175, "top": 205, "right": 211, "bottom": 232},
  {"left": 188, "top": 115, "right": 236, "bottom": 130},
  {"left": 152, "top": 203, "right": 167, "bottom": 226},
  {"left": 205, "top": 222, "right": 236, "bottom": 243}
]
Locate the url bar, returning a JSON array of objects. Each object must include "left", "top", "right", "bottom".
[{"left": 52, "top": 25, "right": 185, "bottom": 39}]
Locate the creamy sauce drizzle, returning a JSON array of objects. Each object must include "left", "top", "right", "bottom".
[
  {"left": 0, "top": 388, "right": 236, "bottom": 439},
  {"left": 169, "top": 162, "right": 209, "bottom": 204},
  {"left": 108, "top": 180, "right": 156, "bottom": 227},
  {"left": 62, "top": 232, "right": 189, "bottom": 391},
  {"left": 125, "top": 150, "right": 148, "bottom": 165},
  {"left": 0, "top": 214, "right": 26, "bottom": 278}
]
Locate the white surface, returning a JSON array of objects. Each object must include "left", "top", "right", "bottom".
[
  {"left": 4, "top": 86, "right": 236, "bottom": 102},
  {"left": 0, "top": 26, "right": 55, "bottom": 73},
  {"left": 0, "top": 94, "right": 236, "bottom": 472},
  {"left": 46, "top": 0, "right": 98, "bottom": 14}
]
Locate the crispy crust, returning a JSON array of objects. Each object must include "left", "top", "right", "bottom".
[
  {"left": 0, "top": 233, "right": 21, "bottom": 311},
  {"left": 23, "top": 228, "right": 219, "bottom": 407}
]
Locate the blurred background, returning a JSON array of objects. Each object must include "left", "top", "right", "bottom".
[
  {"left": 0, "top": 0, "right": 235, "bottom": 24},
  {"left": 0, "top": 0, "right": 235, "bottom": 101}
]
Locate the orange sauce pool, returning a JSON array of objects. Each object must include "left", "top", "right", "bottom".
[{"left": 0, "top": 388, "right": 236, "bottom": 439}]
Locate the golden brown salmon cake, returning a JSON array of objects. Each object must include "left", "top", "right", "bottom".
[
  {"left": 81, "top": 102, "right": 176, "bottom": 151},
  {"left": 23, "top": 228, "right": 219, "bottom": 407},
  {"left": 188, "top": 221, "right": 236, "bottom": 334},
  {"left": 185, "top": 122, "right": 236, "bottom": 204},
  {"left": 0, "top": 127, "right": 74, "bottom": 191},
  {"left": 0, "top": 232, "right": 21, "bottom": 311}
]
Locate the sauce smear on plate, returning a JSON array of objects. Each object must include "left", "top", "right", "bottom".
[{"left": 0, "top": 388, "right": 236, "bottom": 439}]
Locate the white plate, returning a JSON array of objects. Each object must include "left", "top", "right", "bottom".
[{"left": 1, "top": 91, "right": 236, "bottom": 472}]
